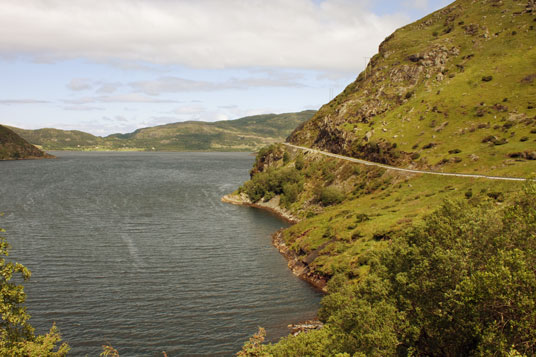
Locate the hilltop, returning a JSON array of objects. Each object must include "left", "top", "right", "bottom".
[
  {"left": 289, "top": 0, "right": 535, "bottom": 177},
  {"left": 0, "top": 125, "right": 54, "bottom": 160},
  {"left": 231, "top": 0, "right": 536, "bottom": 355},
  {"left": 9, "top": 110, "right": 315, "bottom": 152}
]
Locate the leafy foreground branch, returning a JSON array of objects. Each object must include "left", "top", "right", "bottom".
[
  {"left": 0, "top": 228, "right": 69, "bottom": 356},
  {"left": 239, "top": 184, "right": 536, "bottom": 356}
]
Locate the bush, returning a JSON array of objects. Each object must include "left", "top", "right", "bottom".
[
  {"left": 281, "top": 182, "right": 301, "bottom": 208},
  {"left": 266, "top": 184, "right": 536, "bottom": 356},
  {"left": 283, "top": 151, "right": 290, "bottom": 164},
  {"left": 294, "top": 154, "right": 305, "bottom": 171},
  {"left": 318, "top": 186, "right": 345, "bottom": 206},
  {"left": 242, "top": 167, "right": 303, "bottom": 203},
  {"left": 465, "top": 189, "right": 473, "bottom": 199}
]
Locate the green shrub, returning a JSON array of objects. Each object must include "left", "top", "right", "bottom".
[
  {"left": 283, "top": 151, "right": 290, "bottom": 164},
  {"left": 281, "top": 182, "right": 302, "bottom": 208},
  {"left": 295, "top": 154, "right": 305, "bottom": 170},
  {"left": 318, "top": 186, "right": 345, "bottom": 206},
  {"left": 242, "top": 167, "right": 304, "bottom": 203},
  {"left": 296, "top": 185, "right": 536, "bottom": 356}
]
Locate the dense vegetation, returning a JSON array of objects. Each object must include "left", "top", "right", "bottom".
[
  {"left": 8, "top": 111, "right": 315, "bottom": 152},
  {"left": 0, "top": 125, "right": 53, "bottom": 160},
  {"left": 240, "top": 185, "right": 536, "bottom": 356},
  {"left": 0, "top": 228, "right": 69, "bottom": 355}
]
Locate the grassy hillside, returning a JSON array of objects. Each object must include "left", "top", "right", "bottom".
[
  {"left": 0, "top": 125, "right": 54, "bottom": 160},
  {"left": 236, "top": 0, "right": 536, "bottom": 287},
  {"left": 233, "top": 1, "right": 536, "bottom": 355},
  {"left": 289, "top": 0, "right": 536, "bottom": 178},
  {"left": 9, "top": 110, "right": 315, "bottom": 152},
  {"left": 7, "top": 127, "right": 107, "bottom": 151}
]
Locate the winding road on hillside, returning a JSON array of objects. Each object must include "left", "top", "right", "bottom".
[{"left": 284, "top": 143, "right": 531, "bottom": 182}]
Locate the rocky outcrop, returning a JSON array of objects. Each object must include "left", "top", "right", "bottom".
[
  {"left": 272, "top": 230, "right": 328, "bottom": 292},
  {"left": 287, "top": 41, "right": 460, "bottom": 168},
  {"left": 221, "top": 193, "right": 298, "bottom": 224},
  {"left": 249, "top": 145, "right": 285, "bottom": 177},
  {"left": 288, "top": 319, "right": 324, "bottom": 336}
]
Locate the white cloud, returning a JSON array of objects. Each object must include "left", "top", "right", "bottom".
[
  {"left": 67, "top": 80, "right": 121, "bottom": 94},
  {"left": 96, "top": 82, "right": 122, "bottom": 94},
  {"left": 63, "top": 94, "right": 182, "bottom": 104},
  {"left": 172, "top": 105, "right": 206, "bottom": 115},
  {"left": 63, "top": 105, "right": 104, "bottom": 111},
  {"left": 129, "top": 75, "right": 306, "bottom": 95},
  {"left": 67, "top": 78, "right": 92, "bottom": 91},
  {"left": 0, "top": 99, "right": 50, "bottom": 105},
  {"left": 0, "top": 0, "right": 407, "bottom": 71}
]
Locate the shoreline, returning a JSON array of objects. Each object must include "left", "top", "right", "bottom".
[
  {"left": 221, "top": 193, "right": 328, "bottom": 293},
  {"left": 0, "top": 154, "right": 56, "bottom": 161},
  {"left": 272, "top": 230, "right": 328, "bottom": 293},
  {"left": 221, "top": 193, "right": 299, "bottom": 224}
]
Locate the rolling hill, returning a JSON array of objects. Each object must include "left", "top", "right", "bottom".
[{"left": 8, "top": 110, "right": 315, "bottom": 152}]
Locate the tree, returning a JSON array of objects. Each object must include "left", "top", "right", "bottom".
[
  {"left": 0, "top": 228, "right": 69, "bottom": 356},
  {"left": 265, "top": 184, "right": 536, "bottom": 356},
  {"left": 321, "top": 185, "right": 536, "bottom": 356}
]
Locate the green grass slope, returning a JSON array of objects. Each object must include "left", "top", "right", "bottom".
[
  {"left": 289, "top": 0, "right": 536, "bottom": 178},
  {"left": 7, "top": 127, "right": 107, "bottom": 151},
  {"left": 0, "top": 125, "right": 54, "bottom": 160},
  {"left": 9, "top": 110, "right": 315, "bottom": 152}
]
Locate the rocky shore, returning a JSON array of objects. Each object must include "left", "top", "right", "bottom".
[
  {"left": 288, "top": 319, "right": 324, "bottom": 336},
  {"left": 221, "top": 193, "right": 298, "bottom": 224},
  {"left": 272, "top": 230, "right": 328, "bottom": 293},
  {"left": 221, "top": 193, "right": 328, "bottom": 293}
]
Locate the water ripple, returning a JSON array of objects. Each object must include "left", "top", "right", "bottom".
[{"left": 0, "top": 152, "right": 321, "bottom": 356}]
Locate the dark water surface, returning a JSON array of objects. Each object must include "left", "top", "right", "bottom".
[{"left": 0, "top": 152, "right": 321, "bottom": 356}]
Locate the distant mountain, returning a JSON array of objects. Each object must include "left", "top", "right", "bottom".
[
  {"left": 9, "top": 110, "right": 315, "bottom": 152},
  {"left": 0, "top": 125, "right": 54, "bottom": 160}
]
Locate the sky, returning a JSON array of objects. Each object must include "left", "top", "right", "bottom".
[{"left": 0, "top": 0, "right": 452, "bottom": 136}]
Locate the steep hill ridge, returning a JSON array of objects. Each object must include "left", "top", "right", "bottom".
[
  {"left": 9, "top": 110, "right": 315, "bottom": 152},
  {"left": 289, "top": 0, "right": 536, "bottom": 177},
  {"left": 0, "top": 125, "right": 54, "bottom": 160}
]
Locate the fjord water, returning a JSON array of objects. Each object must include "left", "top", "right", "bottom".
[{"left": 0, "top": 152, "right": 321, "bottom": 356}]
